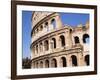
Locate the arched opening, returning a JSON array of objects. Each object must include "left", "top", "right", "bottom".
[
  {"left": 61, "top": 57, "right": 67, "bottom": 67},
  {"left": 74, "top": 36, "right": 80, "bottom": 44},
  {"left": 45, "top": 60, "right": 49, "bottom": 68},
  {"left": 40, "top": 61, "right": 43, "bottom": 68},
  {"left": 85, "top": 55, "right": 89, "bottom": 66},
  {"left": 45, "top": 22, "right": 49, "bottom": 31},
  {"left": 40, "top": 43, "right": 43, "bottom": 52},
  {"left": 36, "top": 62, "right": 38, "bottom": 68},
  {"left": 36, "top": 45, "right": 38, "bottom": 54},
  {"left": 45, "top": 22, "right": 48, "bottom": 27},
  {"left": 60, "top": 35, "right": 65, "bottom": 47},
  {"left": 83, "top": 34, "right": 89, "bottom": 44},
  {"left": 44, "top": 40, "right": 49, "bottom": 51},
  {"left": 51, "top": 58, "right": 57, "bottom": 67},
  {"left": 32, "top": 62, "right": 35, "bottom": 68},
  {"left": 40, "top": 25, "right": 43, "bottom": 31},
  {"left": 71, "top": 55, "right": 78, "bottom": 66},
  {"left": 51, "top": 18, "right": 56, "bottom": 29},
  {"left": 52, "top": 38, "right": 56, "bottom": 49}
]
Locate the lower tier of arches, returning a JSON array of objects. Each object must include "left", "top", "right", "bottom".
[{"left": 31, "top": 52, "right": 89, "bottom": 68}]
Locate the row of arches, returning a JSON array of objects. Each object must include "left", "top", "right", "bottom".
[
  {"left": 74, "top": 34, "right": 89, "bottom": 44},
  {"left": 33, "top": 18, "right": 56, "bottom": 37},
  {"left": 33, "top": 55, "right": 89, "bottom": 68},
  {"left": 33, "top": 35, "right": 66, "bottom": 54},
  {"left": 33, "top": 33, "right": 89, "bottom": 54}
]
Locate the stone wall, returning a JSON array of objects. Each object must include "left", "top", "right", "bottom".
[{"left": 31, "top": 12, "right": 90, "bottom": 68}]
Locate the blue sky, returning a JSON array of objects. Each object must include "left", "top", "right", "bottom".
[
  {"left": 22, "top": 11, "right": 32, "bottom": 58},
  {"left": 22, "top": 11, "right": 89, "bottom": 58},
  {"left": 60, "top": 12, "right": 89, "bottom": 27}
]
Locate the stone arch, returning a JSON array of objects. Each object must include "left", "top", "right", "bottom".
[
  {"left": 45, "top": 22, "right": 49, "bottom": 31},
  {"left": 51, "top": 38, "right": 56, "bottom": 49},
  {"left": 37, "top": 28, "right": 39, "bottom": 33},
  {"left": 44, "top": 40, "right": 49, "bottom": 51},
  {"left": 36, "top": 62, "right": 38, "bottom": 68},
  {"left": 40, "top": 25, "right": 43, "bottom": 31},
  {"left": 74, "top": 36, "right": 80, "bottom": 44},
  {"left": 60, "top": 57, "right": 67, "bottom": 67},
  {"left": 83, "top": 34, "right": 89, "bottom": 43},
  {"left": 39, "top": 42, "right": 43, "bottom": 52},
  {"left": 71, "top": 55, "right": 78, "bottom": 66},
  {"left": 45, "top": 22, "right": 48, "bottom": 27},
  {"left": 40, "top": 61, "right": 43, "bottom": 68},
  {"left": 36, "top": 45, "right": 38, "bottom": 54},
  {"left": 60, "top": 35, "right": 65, "bottom": 47},
  {"left": 51, "top": 58, "right": 57, "bottom": 67},
  {"left": 32, "top": 62, "right": 35, "bottom": 68},
  {"left": 45, "top": 60, "right": 49, "bottom": 68},
  {"left": 85, "top": 55, "right": 89, "bottom": 66},
  {"left": 51, "top": 18, "right": 56, "bottom": 29}
]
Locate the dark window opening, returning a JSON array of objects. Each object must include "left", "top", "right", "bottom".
[
  {"left": 85, "top": 55, "right": 89, "bottom": 66},
  {"left": 74, "top": 36, "right": 80, "bottom": 44},
  {"left": 45, "top": 60, "right": 49, "bottom": 68},
  {"left": 71, "top": 55, "right": 77, "bottom": 66},
  {"left": 51, "top": 59, "right": 57, "bottom": 67},
  {"left": 40, "top": 25, "right": 43, "bottom": 31},
  {"left": 44, "top": 40, "right": 49, "bottom": 51},
  {"left": 61, "top": 57, "right": 67, "bottom": 67},
  {"left": 36, "top": 62, "right": 38, "bottom": 68},
  {"left": 45, "top": 22, "right": 49, "bottom": 31},
  {"left": 40, "top": 61, "right": 43, "bottom": 68},
  {"left": 52, "top": 38, "right": 56, "bottom": 48},
  {"left": 40, "top": 43, "right": 43, "bottom": 52},
  {"left": 45, "top": 22, "right": 48, "bottom": 26},
  {"left": 60, "top": 35, "right": 65, "bottom": 47},
  {"left": 83, "top": 34, "right": 89, "bottom": 43},
  {"left": 51, "top": 19, "right": 56, "bottom": 29},
  {"left": 36, "top": 45, "right": 38, "bottom": 53}
]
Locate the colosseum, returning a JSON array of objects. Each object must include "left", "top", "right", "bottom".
[{"left": 30, "top": 12, "right": 90, "bottom": 68}]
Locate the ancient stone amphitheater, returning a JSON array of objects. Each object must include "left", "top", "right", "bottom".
[{"left": 30, "top": 12, "right": 89, "bottom": 68}]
